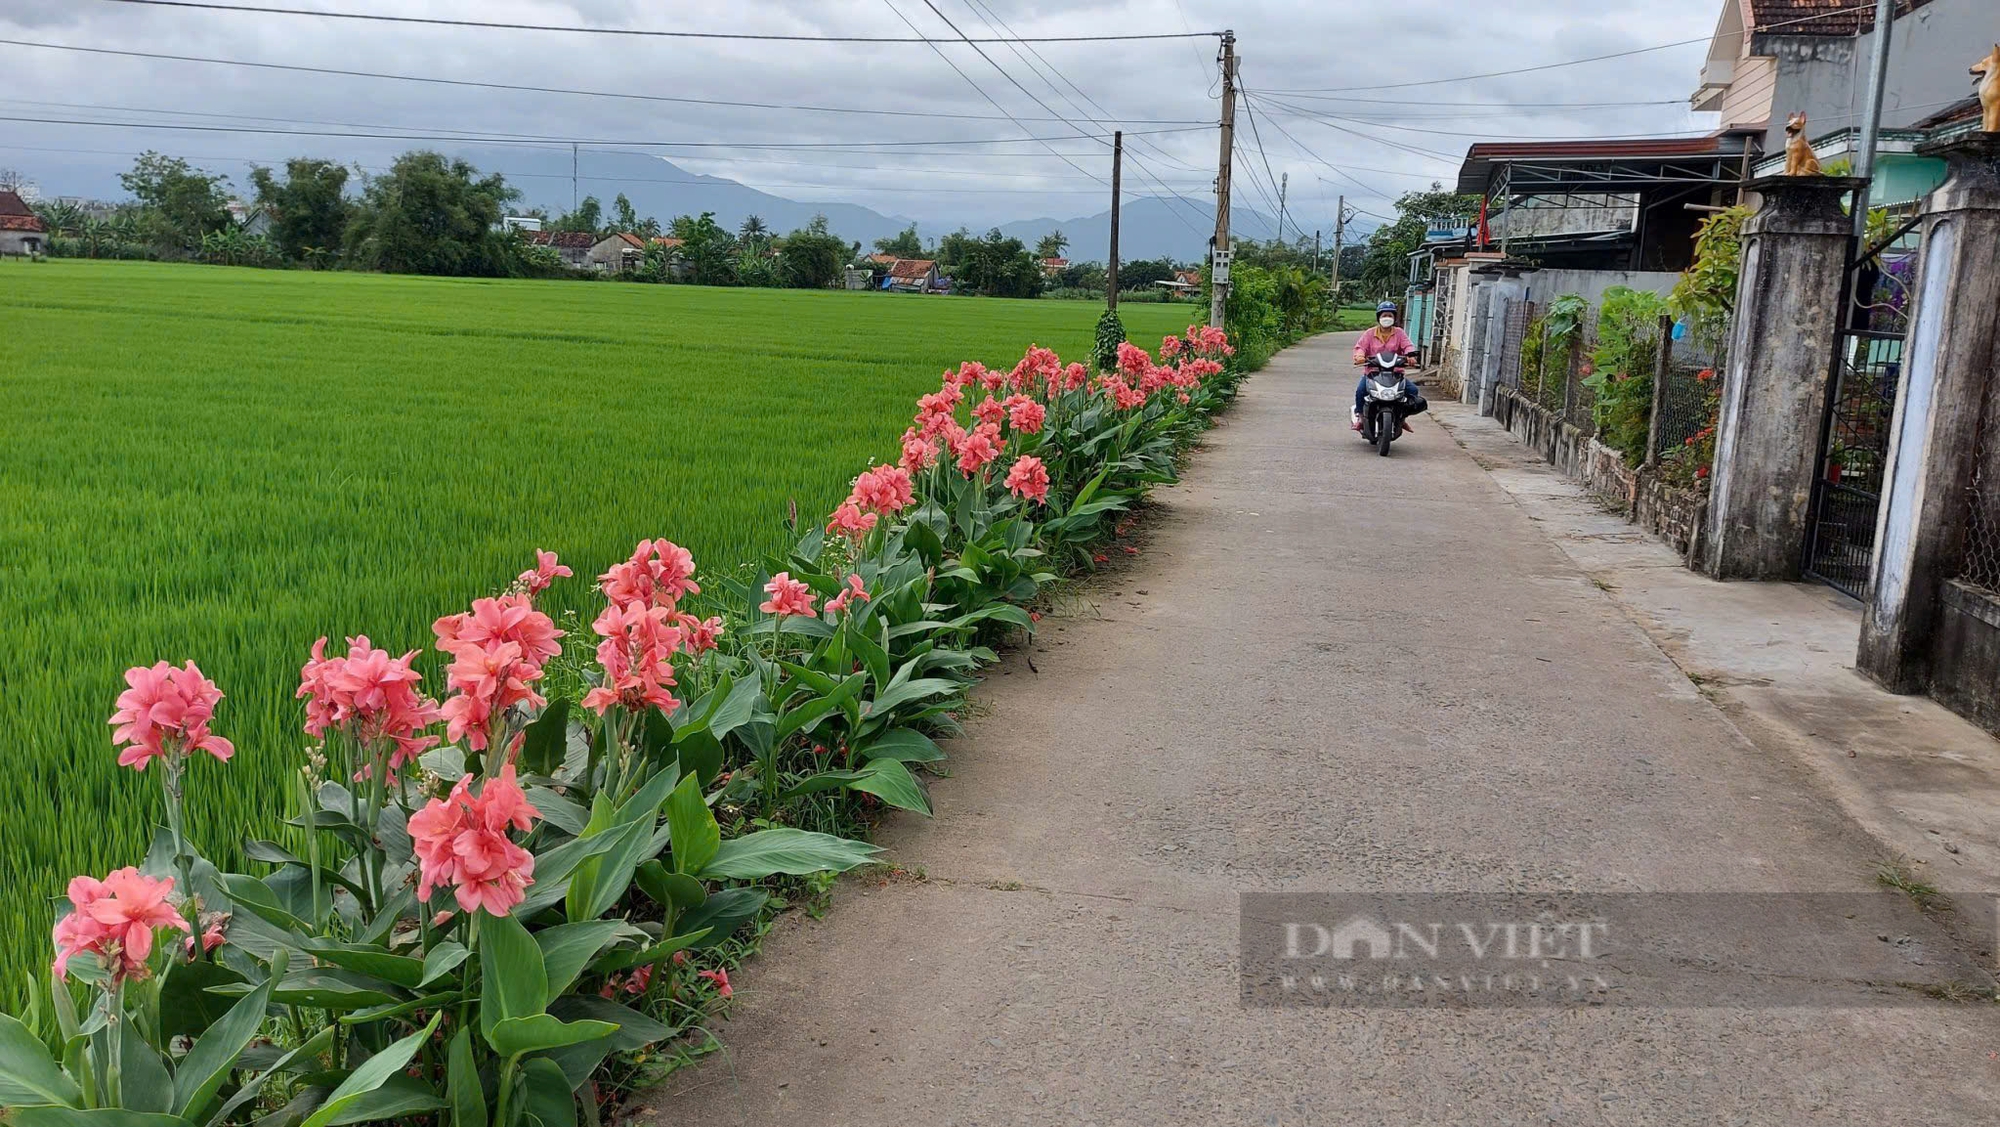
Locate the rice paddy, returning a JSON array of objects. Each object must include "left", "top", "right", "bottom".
[{"left": 0, "top": 259, "right": 1192, "bottom": 1005}]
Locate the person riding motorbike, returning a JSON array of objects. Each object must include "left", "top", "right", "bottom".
[{"left": 1351, "top": 301, "right": 1428, "bottom": 432}]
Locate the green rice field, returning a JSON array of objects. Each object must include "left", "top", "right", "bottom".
[{"left": 0, "top": 259, "right": 1191, "bottom": 1005}]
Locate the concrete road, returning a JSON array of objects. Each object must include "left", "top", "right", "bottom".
[{"left": 635, "top": 333, "right": 2000, "bottom": 1126}]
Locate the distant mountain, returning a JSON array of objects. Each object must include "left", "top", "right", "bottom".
[
  {"left": 997, "top": 198, "right": 1280, "bottom": 265},
  {"left": 446, "top": 145, "right": 922, "bottom": 249}
]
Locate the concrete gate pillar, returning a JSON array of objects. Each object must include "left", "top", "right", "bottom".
[
  {"left": 1473, "top": 270, "right": 1527, "bottom": 416},
  {"left": 1699, "top": 176, "right": 1865, "bottom": 581},
  {"left": 1858, "top": 137, "right": 2000, "bottom": 692},
  {"left": 1458, "top": 274, "right": 1494, "bottom": 406}
]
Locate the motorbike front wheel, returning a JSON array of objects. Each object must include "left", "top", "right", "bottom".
[{"left": 1377, "top": 411, "right": 1395, "bottom": 456}]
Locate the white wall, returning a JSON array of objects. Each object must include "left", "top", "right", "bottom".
[{"left": 1523, "top": 269, "right": 1682, "bottom": 306}]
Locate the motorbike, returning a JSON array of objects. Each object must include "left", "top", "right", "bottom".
[{"left": 1358, "top": 351, "right": 1415, "bottom": 456}]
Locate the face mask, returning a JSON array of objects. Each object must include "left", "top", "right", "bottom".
[{"left": 1379, "top": 316, "right": 1395, "bottom": 328}]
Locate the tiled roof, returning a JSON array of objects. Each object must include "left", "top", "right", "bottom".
[
  {"left": 1911, "top": 97, "right": 1981, "bottom": 131},
  {"left": 1747, "top": 0, "right": 1932, "bottom": 35},
  {"left": 611, "top": 231, "right": 646, "bottom": 248},
  {"left": 868, "top": 253, "right": 898, "bottom": 265},
  {"left": 649, "top": 236, "right": 684, "bottom": 249},
  {"left": 0, "top": 190, "right": 34, "bottom": 218},
  {"left": 530, "top": 230, "right": 595, "bottom": 249},
  {"left": 0, "top": 214, "right": 46, "bottom": 232},
  {"left": 887, "top": 258, "right": 936, "bottom": 280}
]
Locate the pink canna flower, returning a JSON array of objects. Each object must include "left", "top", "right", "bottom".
[
  {"left": 109, "top": 661, "right": 234, "bottom": 771},
  {"left": 1003, "top": 394, "right": 1046, "bottom": 435},
  {"left": 517, "top": 550, "right": 573, "bottom": 595},
  {"left": 598, "top": 540, "right": 700, "bottom": 613},
  {"left": 849, "top": 464, "right": 915, "bottom": 515},
  {"left": 52, "top": 867, "right": 190, "bottom": 982},
  {"left": 437, "top": 639, "right": 545, "bottom": 751},
  {"left": 298, "top": 636, "right": 443, "bottom": 768},
  {"left": 972, "top": 396, "right": 1006, "bottom": 428},
  {"left": 1062, "top": 362, "right": 1089, "bottom": 392},
  {"left": 1005, "top": 456, "right": 1051, "bottom": 505},
  {"left": 410, "top": 764, "right": 539, "bottom": 917},
  {"left": 826, "top": 501, "right": 878, "bottom": 542},
  {"left": 582, "top": 602, "right": 684, "bottom": 716},
  {"left": 1116, "top": 340, "right": 1153, "bottom": 378},
  {"left": 946, "top": 361, "right": 985, "bottom": 390},
  {"left": 697, "top": 967, "right": 733, "bottom": 997},
  {"left": 760, "top": 572, "right": 816, "bottom": 618},
  {"left": 952, "top": 422, "right": 1003, "bottom": 476},
  {"left": 900, "top": 428, "right": 941, "bottom": 474},
  {"left": 825, "top": 574, "right": 871, "bottom": 615},
  {"left": 683, "top": 615, "right": 725, "bottom": 655},
  {"left": 434, "top": 596, "right": 564, "bottom": 671},
  {"left": 1159, "top": 334, "right": 1185, "bottom": 359}
]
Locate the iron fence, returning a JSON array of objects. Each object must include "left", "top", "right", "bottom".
[
  {"left": 1959, "top": 447, "right": 2000, "bottom": 595},
  {"left": 1649, "top": 322, "right": 1728, "bottom": 483}
]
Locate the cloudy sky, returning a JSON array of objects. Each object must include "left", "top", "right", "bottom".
[{"left": 0, "top": 0, "right": 1727, "bottom": 230}]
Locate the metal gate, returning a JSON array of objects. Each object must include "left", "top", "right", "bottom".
[{"left": 1802, "top": 214, "right": 1921, "bottom": 599}]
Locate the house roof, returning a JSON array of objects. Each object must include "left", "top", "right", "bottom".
[
  {"left": 868, "top": 253, "right": 898, "bottom": 265},
  {"left": 0, "top": 190, "right": 36, "bottom": 219},
  {"left": 1041, "top": 257, "right": 1068, "bottom": 267},
  {"left": 1455, "top": 133, "right": 1747, "bottom": 195},
  {"left": 1746, "top": 0, "right": 1932, "bottom": 35},
  {"left": 530, "top": 230, "right": 595, "bottom": 249},
  {"left": 0, "top": 214, "right": 46, "bottom": 233},
  {"left": 1911, "top": 97, "right": 1982, "bottom": 131},
  {"left": 648, "top": 236, "right": 684, "bottom": 249},
  {"left": 887, "top": 258, "right": 936, "bottom": 280},
  {"left": 609, "top": 231, "right": 646, "bottom": 249}
]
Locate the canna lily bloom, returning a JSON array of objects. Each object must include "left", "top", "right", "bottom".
[
  {"left": 437, "top": 639, "right": 545, "bottom": 751},
  {"left": 952, "top": 422, "right": 1003, "bottom": 476},
  {"left": 849, "top": 464, "right": 915, "bottom": 515},
  {"left": 582, "top": 602, "right": 684, "bottom": 716},
  {"left": 683, "top": 615, "right": 725, "bottom": 655},
  {"left": 109, "top": 661, "right": 234, "bottom": 771},
  {"left": 298, "top": 636, "right": 443, "bottom": 767},
  {"left": 1115, "top": 340, "right": 1153, "bottom": 378},
  {"left": 1004, "top": 456, "right": 1051, "bottom": 505},
  {"left": 1003, "top": 394, "right": 1045, "bottom": 435},
  {"left": 972, "top": 396, "right": 1007, "bottom": 428},
  {"left": 826, "top": 501, "right": 879, "bottom": 542},
  {"left": 410, "top": 764, "right": 539, "bottom": 917},
  {"left": 517, "top": 549, "right": 573, "bottom": 595},
  {"left": 1062, "top": 362, "right": 1089, "bottom": 392},
  {"left": 901, "top": 429, "right": 941, "bottom": 474},
  {"left": 697, "top": 967, "right": 733, "bottom": 997},
  {"left": 434, "top": 596, "right": 563, "bottom": 671},
  {"left": 52, "top": 868, "right": 190, "bottom": 982},
  {"left": 825, "top": 574, "right": 871, "bottom": 615},
  {"left": 760, "top": 572, "right": 816, "bottom": 618},
  {"left": 598, "top": 539, "right": 701, "bottom": 612},
  {"left": 1160, "top": 334, "right": 1185, "bottom": 359}
]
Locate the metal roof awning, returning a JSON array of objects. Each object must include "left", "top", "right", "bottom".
[{"left": 1456, "top": 134, "right": 1754, "bottom": 197}]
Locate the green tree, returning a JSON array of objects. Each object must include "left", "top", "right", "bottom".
[
  {"left": 552, "top": 195, "right": 603, "bottom": 234},
  {"left": 249, "top": 158, "right": 350, "bottom": 262},
  {"left": 873, "top": 223, "right": 923, "bottom": 258},
  {"left": 1357, "top": 183, "right": 1483, "bottom": 299},
  {"left": 119, "top": 151, "right": 232, "bottom": 249},
  {"left": 739, "top": 214, "right": 769, "bottom": 244},
  {"left": 778, "top": 214, "right": 847, "bottom": 289},
  {"left": 934, "top": 227, "right": 976, "bottom": 268},
  {"left": 953, "top": 228, "right": 1041, "bottom": 298},
  {"left": 343, "top": 151, "right": 522, "bottom": 276},
  {"left": 1115, "top": 256, "right": 1176, "bottom": 292},
  {"left": 613, "top": 192, "right": 639, "bottom": 232},
  {"left": 1034, "top": 229, "right": 1068, "bottom": 260},
  {"left": 669, "top": 211, "right": 738, "bottom": 286}
]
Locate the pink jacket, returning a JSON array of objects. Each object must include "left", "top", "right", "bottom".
[{"left": 1353, "top": 326, "right": 1414, "bottom": 365}]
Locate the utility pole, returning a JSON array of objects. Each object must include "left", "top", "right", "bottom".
[
  {"left": 1313, "top": 229, "right": 1321, "bottom": 272},
  {"left": 1107, "top": 130, "right": 1122, "bottom": 313},
  {"left": 1851, "top": 0, "right": 1896, "bottom": 242},
  {"left": 1330, "top": 194, "right": 1349, "bottom": 296},
  {"left": 1209, "top": 30, "right": 1236, "bottom": 330},
  {"left": 1277, "top": 172, "right": 1288, "bottom": 244},
  {"left": 571, "top": 143, "right": 579, "bottom": 214}
]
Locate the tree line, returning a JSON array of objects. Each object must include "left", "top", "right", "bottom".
[{"left": 26, "top": 150, "right": 1211, "bottom": 301}]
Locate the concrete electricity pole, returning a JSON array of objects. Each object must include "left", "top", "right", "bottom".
[
  {"left": 1210, "top": 30, "right": 1236, "bottom": 330},
  {"left": 1330, "top": 194, "right": 1350, "bottom": 295},
  {"left": 1108, "top": 130, "right": 1123, "bottom": 313},
  {"left": 1277, "top": 172, "right": 1288, "bottom": 244},
  {"left": 1851, "top": 0, "right": 1897, "bottom": 242}
]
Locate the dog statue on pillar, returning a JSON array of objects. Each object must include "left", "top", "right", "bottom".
[
  {"left": 1976, "top": 45, "right": 2000, "bottom": 134},
  {"left": 1783, "top": 113, "right": 1822, "bottom": 176}
]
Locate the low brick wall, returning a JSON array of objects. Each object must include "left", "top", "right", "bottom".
[{"left": 1493, "top": 387, "right": 1709, "bottom": 563}]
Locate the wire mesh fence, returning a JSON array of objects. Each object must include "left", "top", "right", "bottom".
[
  {"left": 1650, "top": 321, "right": 1728, "bottom": 485},
  {"left": 1959, "top": 449, "right": 2000, "bottom": 595}
]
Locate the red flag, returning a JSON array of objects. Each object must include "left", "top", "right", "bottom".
[{"left": 1475, "top": 197, "right": 1490, "bottom": 249}]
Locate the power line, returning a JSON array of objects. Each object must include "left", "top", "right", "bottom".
[
  {"left": 945, "top": 0, "right": 1209, "bottom": 234},
  {"left": 1269, "top": 4, "right": 1875, "bottom": 93},
  {"left": 0, "top": 114, "right": 1200, "bottom": 149},
  {"left": 0, "top": 38, "right": 1207, "bottom": 126},
  {"left": 90, "top": 0, "right": 1221, "bottom": 42},
  {"left": 1270, "top": 93, "right": 1689, "bottom": 109}
]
